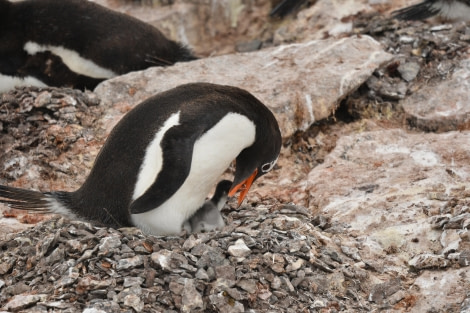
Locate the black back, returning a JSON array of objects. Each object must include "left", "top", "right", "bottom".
[{"left": 0, "top": 0, "right": 196, "bottom": 90}]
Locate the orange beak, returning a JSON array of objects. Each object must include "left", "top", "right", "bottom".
[{"left": 228, "top": 169, "right": 258, "bottom": 207}]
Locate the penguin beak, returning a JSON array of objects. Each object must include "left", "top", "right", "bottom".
[{"left": 228, "top": 169, "right": 258, "bottom": 207}]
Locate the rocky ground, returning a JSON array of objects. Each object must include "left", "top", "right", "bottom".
[{"left": 1, "top": 0, "right": 470, "bottom": 312}]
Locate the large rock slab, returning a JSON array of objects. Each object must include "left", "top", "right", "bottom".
[
  {"left": 306, "top": 128, "right": 469, "bottom": 231},
  {"left": 301, "top": 128, "right": 470, "bottom": 312},
  {"left": 94, "top": 36, "right": 393, "bottom": 138},
  {"left": 403, "top": 59, "right": 470, "bottom": 132}
]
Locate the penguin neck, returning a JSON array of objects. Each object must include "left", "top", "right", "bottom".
[{"left": 131, "top": 112, "right": 256, "bottom": 235}]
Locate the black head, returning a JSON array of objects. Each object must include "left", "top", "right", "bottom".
[{"left": 228, "top": 95, "right": 282, "bottom": 206}]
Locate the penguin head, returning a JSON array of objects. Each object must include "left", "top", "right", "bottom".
[{"left": 228, "top": 109, "right": 282, "bottom": 207}]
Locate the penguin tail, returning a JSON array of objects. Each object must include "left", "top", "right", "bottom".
[
  {"left": 392, "top": 2, "right": 439, "bottom": 21},
  {"left": 0, "top": 185, "right": 51, "bottom": 211},
  {"left": 0, "top": 185, "right": 76, "bottom": 219},
  {"left": 176, "top": 43, "right": 198, "bottom": 62},
  {"left": 144, "top": 43, "right": 197, "bottom": 67}
]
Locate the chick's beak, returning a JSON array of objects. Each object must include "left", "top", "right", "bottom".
[{"left": 228, "top": 169, "right": 258, "bottom": 207}]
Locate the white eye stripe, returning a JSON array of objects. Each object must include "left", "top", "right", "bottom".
[{"left": 261, "top": 157, "right": 278, "bottom": 173}]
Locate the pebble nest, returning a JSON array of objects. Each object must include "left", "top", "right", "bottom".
[
  {"left": 1, "top": 199, "right": 468, "bottom": 312},
  {"left": 1, "top": 203, "right": 371, "bottom": 313}
]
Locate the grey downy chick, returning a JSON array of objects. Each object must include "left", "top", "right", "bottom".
[{"left": 183, "top": 180, "right": 232, "bottom": 233}]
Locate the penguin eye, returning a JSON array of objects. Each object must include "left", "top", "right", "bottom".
[{"left": 261, "top": 157, "right": 278, "bottom": 173}]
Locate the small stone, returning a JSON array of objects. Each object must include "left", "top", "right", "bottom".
[
  {"left": 116, "top": 255, "right": 143, "bottom": 270},
  {"left": 236, "top": 279, "right": 258, "bottom": 294},
  {"left": 76, "top": 277, "right": 115, "bottom": 294},
  {"left": 285, "top": 257, "right": 305, "bottom": 272},
  {"left": 66, "top": 239, "right": 86, "bottom": 253},
  {"left": 150, "top": 249, "right": 172, "bottom": 270},
  {"left": 459, "top": 250, "right": 470, "bottom": 267},
  {"left": 271, "top": 276, "right": 282, "bottom": 289},
  {"left": 209, "top": 293, "right": 245, "bottom": 313},
  {"left": 397, "top": 62, "right": 420, "bottom": 82},
  {"left": 368, "top": 278, "right": 401, "bottom": 304},
  {"left": 182, "top": 235, "right": 201, "bottom": 251},
  {"left": 195, "top": 268, "right": 210, "bottom": 281},
  {"left": 76, "top": 249, "right": 95, "bottom": 263},
  {"left": 98, "top": 236, "right": 121, "bottom": 256},
  {"left": 215, "top": 265, "right": 236, "bottom": 281},
  {"left": 312, "top": 299, "right": 327, "bottom": 308},
  {"left": 272, "top": 216, "right": 302, "bottom": 231},
  {"left": 281, "top": 277, "right": 295, "bottom": 293},
  {"left": 224, "top": 287, "right": 244, "bottom": 301},
  {"left": 169, "top": 281, "right": 184, "bottom": 295},
  {"left": 36, "top": 233, "right": 58, "bottom": 257},
  {"left": 227, "top": 239, "right": 251, "bottom": 259},
  {"left": 409, "top": 254, "right": 450, "bottom": 270},
  {"left": 257, "top": 288, "right": 272, "bottom": 300},
  {"left": 264, "top": 253, "right": 285, "bottom": 273},
  {"left": 83, "top": 300, "right": 121, "bottom": 312},
  {"left": 123, "top": 294, "right": 144, "bottom": 312},
  {"left": 123, "top": 277, "right": 144, "bottom": 288},
  {"left": 341, "top": 245, "right": 361, "bottom": 261},
  {"left": 44, "top": 247, "right": 65, "bottom": 265},
  {"left": 0, "top": 258, "right": 15, "bottom": 275},
  {"left": 83, "top": 309, "right": 107, "bottom": 313},
  {"left": 181, "top": 279, "right": 204, "bottom": 312},
  {"left": 4, "top": 294, "right": 46, "bottom": 311},
  {"left": 57, "top": 268, "right": 80, "bottom": 288}
]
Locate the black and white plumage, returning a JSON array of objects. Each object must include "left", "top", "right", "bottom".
[
  {"left": 182, "top": 179, "right": 231, "bottom": 233},
  {"left": 0, "top": 0, "right": 196, "bottom": 92},
  {"left": 0, "top": 83, "right": 282, "bottom": 235},
  {"left": 392, "top": 0, "right": 470, "bottom": 21}
]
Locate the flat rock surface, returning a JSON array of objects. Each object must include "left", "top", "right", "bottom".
[{"left": 95, "top": 36, "right": 393, "bottom": 138}]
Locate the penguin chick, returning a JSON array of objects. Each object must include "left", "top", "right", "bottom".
[
  {"left": 0, "top": 83, "right": 282, "bottom": 235},
  {"left": 0, "top": 0, "right": 196, "bottom": 92},
  {"left": 182, "top": 180, "right": 232, "bottom": 233},
  {"left": 392, "top": 0, "right": 470, "bottom": 21}
]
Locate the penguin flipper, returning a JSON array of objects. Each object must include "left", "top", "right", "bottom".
[{"left": 129, "top": 128, "right": 195, "bottom": 214}]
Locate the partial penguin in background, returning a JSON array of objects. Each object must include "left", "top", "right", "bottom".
[
  {"left": 392, "top": 0, "right": 470, "bottom": 21},
  {"left": 0, "top": 0, "right": 196, "bottom": 92}
]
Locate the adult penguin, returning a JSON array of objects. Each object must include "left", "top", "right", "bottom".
[
  {"left": 0, "top": 0, "right": 196, "bottom": 92},
  {"left": 0, "top": 83, "right": 282, "bottom": 235}
]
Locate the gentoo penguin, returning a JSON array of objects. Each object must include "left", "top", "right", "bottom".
[
  {"left": 0, "top": 0, "right": 196, "bottom": 92},
  {"left": 392, "top": 0, "right": 470, "bottom": 21},
  {"left": 0, "top": 83, "right": 282, "bottom": 235},
  {"left": 182, "top": 180, "right": 232, "bottom": 233}
]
